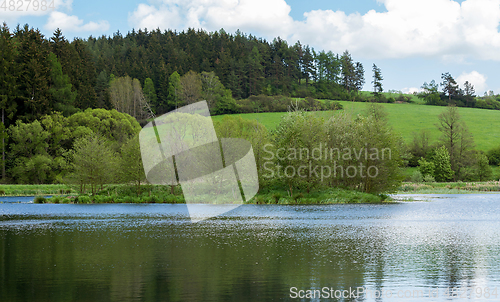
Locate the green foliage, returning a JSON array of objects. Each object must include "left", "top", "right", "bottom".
[
  {"left": 214, "top": 115, "right": 270, "bottom": 185},
  {"left": 432, "top": 146, "right": 454, "bottom": 182},
  {"left": 33, "top": 196, "right": 46, "bottom": 203},
  {"left": 418, "top": 158, "right": 435, "bottom": 177},
  {"left": 410, "top": 170, "right": 424, "bottom": 183},
  {"left": 48, "top": 52, "right": 78, "bottom": 116},
  {"left": 118, "top": 135, "right": 145, "bottom": 195},
  {"left": 487, "top": 146, "right": 500, "bottom": 166},
  {"left": 167, "top": 71, "right": 182, "bottom": 111},
  {"left": 67, "top": 108, "right": 141, "bottom": 151},
  {"left": 179, "top": 70, "right": 202, "bottom": 105},
  {"left": 67, "top": 133, "right": 117, "bottom": 195},
  {"left": 423, "top": 174, "right": 436, "bottom": 183},
  {"left": 143, "top": 78, "right": 157, "bottom": 113},
  {"left": 475, "top": 153, "right": 492, "bottom": 181},
  {"left": 437, "top": 106, "right": 475, "bottom": 180}
]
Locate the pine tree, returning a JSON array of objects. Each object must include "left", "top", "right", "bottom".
[
  {"left": 372, "top": 63, "right": 383, "bottom": 97},
  {"left": 0, "top": 23, "right": 17, "bottom": 179},
  {"left": 48, "top": 52, "right": 78, "bottom": 116},
  {"left": 143, "top": 78, "right": 158, "bottom": 113}
]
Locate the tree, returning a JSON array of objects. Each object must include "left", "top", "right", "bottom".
[
  {"left": 48, "top": 52, "right": 78, "bottom": 116},
  {"left": 180, "top": 70, "right": 202, "bottom": 105},
  {"left": 472, "top": 152, "right": 491, "bottom": 181},
  {"left": 67, "top": 108, "right": 141, "bottom": 152},
  {"left": 418, "top": 158, "right": 435, "bottom": 178},
  {"left": 463, "top": 81, "right": 476, "bottom": 107},
  {"left": 418, "top": 80, "right": 444, "bottom": 106},
  {"left": 301, "top": 45, "right": 315, "bottom": 86},
  {"left": 8, "top": 120, "right": 52, "bottom": 184},
  {"left": 408, "top": 130, "right": 433, "bottom": 167},
  {"left": 273, "top": 110, "right": 326, "bottom": 197},
  {"left": 143, "top": 78, "right": 157, "bottom": 113},
  {"left": 0, "top": 23, "right": 18, "bottom": 179},
  {"left": 441, "top": 72, "right": 459, "bottom": 103},
  {"left": 109, "top": 76, "right": 148, "bottom": 121},
  {"left": 214, "top": 116, "right": 269, "bottom": 185},
  {"left": 14, "top": 25, "right": 52, "bottom": 121},
  {"left": 246, "top": 46, "right": 264, "bottom": 96},
  {"left": 200, "top": 71, "right": 225, "bottom": 110},
  {"left": 340, "top": 50, "right": 355, "bottom": 92},
  {"left": 324, "top": 105, "right": 404, "bottom": 193},
  {"left": 354, "top": 62, "right": 365, "bottom": 92},
  {"left": 95, "top": 70, "right": 111, "bottom": 109},
  {"left": 372, "top": 64, "right": 383, "bottom": 97},
  {"left": 432, "top": 146, "right": 454, "bottom": 182},
  {"left": 167, "top": 71, "right": 182, "bottom": 110},
  {"left": 437, "top": 105, "right": 475, "bottom": 180},
  {"left": 119, "top": 135, "right": 145, "bottom": 195},
  {"left": 69, "top": 133, "right": 117, "bottom": 195}
]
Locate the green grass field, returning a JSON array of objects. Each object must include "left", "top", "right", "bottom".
[{"left": 213, "top": 99, "right": 500, "bottom": 151}]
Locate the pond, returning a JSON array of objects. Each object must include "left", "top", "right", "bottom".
[{"left": 1, "top": 194, "right": 500, "bottom": 301}]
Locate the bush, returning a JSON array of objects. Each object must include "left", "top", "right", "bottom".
[
  {"left": 77, "top": 195, "right": 91, "bottom": 203},
  {"left": 50, "top": 196, "right": 62, "bottom": 204},
  {"left": 33, "top": 196, "right": 46, "bottom": 204},
  {"left": 272, "top": 193, "right": 282, "bottom": 204},
  {"left": 410, "top": 170, "right": 424, "bottom": 183},
  {"left": 423, "top": 174, "right": 435, "bottom": 183},
  {"left": 487, "top": 146, "right": 500, "bottom": 166}
]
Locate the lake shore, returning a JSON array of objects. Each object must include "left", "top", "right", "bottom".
[{"left": 2, "top": 182, "right": 500, "bottom": 204}]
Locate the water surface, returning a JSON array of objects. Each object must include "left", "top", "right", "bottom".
[{"left": 1, "top": 194, "right": 500, "bottom": 301}]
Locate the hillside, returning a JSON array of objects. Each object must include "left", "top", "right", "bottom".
[{"left": 213, "top": 100, "right": 500, "bottom": 152}]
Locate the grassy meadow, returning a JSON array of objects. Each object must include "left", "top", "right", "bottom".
[{"left": 213, "top": 99, "right": 500, "bottom": 152}]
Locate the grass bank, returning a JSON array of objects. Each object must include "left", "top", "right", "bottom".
[
  {"left": 0, "top": 184, "right": 74, "bottom": 196},
  {"left": 32, "top": 184, "right": 391, "bottom": 204},
  {"left": 397, "top": 181, "right": 500, "bottom": 194}
]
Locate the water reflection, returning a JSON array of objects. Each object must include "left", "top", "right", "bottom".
[{"left": 0, "top": 194, "right": 500, "bottom": 301}]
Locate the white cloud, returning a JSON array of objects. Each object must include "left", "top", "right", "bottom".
[
  {"left": 401, "top": 87, "right": 422, "bottom": 94},
  {"left": 457, "top": 71, "right": 488, "bottom": 95},
  {"left": 128, "top": 0, "right": 294, "bottom": 38},
  {"left": 0, "top": 0, "right": 72, "bottom": 23},
  {"left": 128, "top": 0, "right": 500, "bottom": 61},
  {"left": 45, "top": 11, "right": 109, "bottom": 32}
]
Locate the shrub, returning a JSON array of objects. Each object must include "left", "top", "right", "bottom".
[
  {"left": 77, "top": 195, "right": 91, "bottom": 203},
  {"left": 34, "top": 196, "right": 46, "bottom": 204},
  {"left": 410, "top": 170, "right": 424, "bottom": 183},
  {"left": 423, "top": 174, "right": 436, "bottom": 183},
  {"left": 272, "top": 193, "right": 282, "bottom": 204},
  {"left": 50, "top": 196, "right": 62, "bottom": 204}
]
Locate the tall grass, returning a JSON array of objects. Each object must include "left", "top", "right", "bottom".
[{"left": 0, "top": 184, "right": 73, "bottom": 196}]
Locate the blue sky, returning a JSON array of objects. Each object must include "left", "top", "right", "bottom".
[{"left": 2, "top": 0, "right": 499, "bottom": 95}]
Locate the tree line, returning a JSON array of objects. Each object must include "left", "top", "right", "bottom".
[
  {"left": 408, "top": 106, "right": 492, "bottom": 182},
  {"left": 417, "top": 72, "right": 500, "bottom": 110},
  {"left": 0, "top": 22, "right": 371, "bottom": 126}
]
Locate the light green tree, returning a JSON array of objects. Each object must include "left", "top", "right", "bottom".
[
  {"left": 119, "top": 135, "right": 145, "bottom": 195},
  {"left": 418, "top": 158, "right": 435, "bottom": 178},
  {"left": 167, "top": 71, "right": 182, "bottom": 110},
  {"left": 8, "top": 120, "right": 52, "bottom": 184},
  {"left": 432, "top": 146, "right": 454, "bottom": 182},
  {"left": 68, "top": 133, "right": 117, "bottom": 195}
]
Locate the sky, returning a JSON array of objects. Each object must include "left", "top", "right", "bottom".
[{"left": 2, "top": 0, "right": 500, "bottom": 95}]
